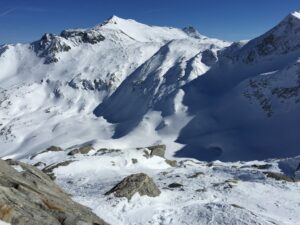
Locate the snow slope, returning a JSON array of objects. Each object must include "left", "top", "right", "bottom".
[
  {"left": 23, "top": 145, "right": 300, "bottom": 225},
  {"left": 0, "top": 16, "right": 229, "bottom": 159},
  {"left": 175, "top": 11, "right": 300, "bottom": 161}
]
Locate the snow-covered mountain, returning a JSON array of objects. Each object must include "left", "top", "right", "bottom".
[
  {"left": 176, "top": 11, "right": 300, "bottom": 161},
  {"left": 1, "top": 12, "right": 300, "bottom": 163},
  {"left": 1, "top": 11, "right": 300, "bottom": 225},
  {"left": 0, "top": 15, "right": 229, "bottom": 159}
]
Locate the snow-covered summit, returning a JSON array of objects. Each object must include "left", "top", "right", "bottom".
[
  {"left": 0, "top": 15, "right": 231, "bottom": 158},
  {"left": 291, "top": 10, "right": 300, "bottom": 19},
  {"left": 97, "top": 15, "right": 197, "bottom": 43},
  {"left": 231, "top": 9, "right": 300, "bottom": 65},
  {"left": 182, "top": 26, "right": 206, "bottom": 39}
]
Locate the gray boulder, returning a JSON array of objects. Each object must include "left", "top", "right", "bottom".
[
  {"left": 45, "top": 146, "right": 64, "bottom": 152},
  {"left": 147, "top": 145, "right": 166, "bottom": 158},
  {"left": 165, "top": 159, "right": 177, "bottom": 167},
  {"left": 0, "top": 159, "right": 108, "bottom": 225},
  {"left": 105, "top": 173, "right": 161, "bottom": 200},
  {"left": 68, "top": 146, "right": 94, "bottom": 156}
]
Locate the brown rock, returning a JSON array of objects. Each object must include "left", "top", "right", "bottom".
[
  {"left": 0, "top": 159, "right": 108, "bottom": 225},
  {"left": 105, "top": 173, "right": 160, "bottom": 200}
]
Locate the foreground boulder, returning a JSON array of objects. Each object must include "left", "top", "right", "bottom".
[
  {"left": 0, "top": 159, "right": 108, "bottom": 225},
  {"left": 105, "top": 173, "right": 160, "bottom": 200}
]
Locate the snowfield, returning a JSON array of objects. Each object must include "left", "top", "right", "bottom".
[{"left": 24, "top": 146, "right": 300, "bottom": 225}]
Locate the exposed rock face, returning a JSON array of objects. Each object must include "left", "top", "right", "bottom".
[
  {"left": 30, "top": 146, "right": 64, "bottom": 159},
  {"left": 46, "top": 146, "right": 64, "bottom": 152},
  {"left": 68, "top": 146, "right": 94, "bottom": 156},
  {"left": 168, "top": 183, "right": 183, "bottom": 188},
  {"left": 105, "top": 173, "right": 161, "bottom": 200},
  {"left": 264, "top": 171, "right": 295, "bottom": 182},
  {"left": 201, "top": 49, "right": 218, "bottom": 66},
  {"left": 60, "top": 29, "right": 105, "bottom": 44},
  {"left": 250, "top": 164, "right": 273, "bottom": 170},
  {"left": 31, "top": 29, "right": 105, "bottom": 64},
  {"left": 147, "top": 145, "right": 166, "bottom": 158},
  {"left": 165, "top": 159, "right": 177, "bottom": 167},
  {"left": 42, "top": 160, "right": 75, "bottom": 180},
  {"left": 31, "top": 33, "right": 71, "bottom": 64},
  {"left": 182, "top": 26, "right": 205, "bottom": 39},
  {"left": 0, "top": 159, "right": 108, "bottom": 225}
]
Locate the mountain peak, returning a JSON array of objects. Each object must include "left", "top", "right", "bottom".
[
  {"left": 106, "top": 15, "right": 128, "bottom": 24},
  {"left": 182, "top": 26, "right": 205, "bottom": 39},
  {"left": 291, "top": 10, "right": 300, "bottom": 19},
  {"left": 100, "top": 15, "right": 137, "bottom": 27}
]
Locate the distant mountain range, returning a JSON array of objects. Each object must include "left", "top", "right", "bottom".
[{"left": 1, "top": 11, "right": 300, "bottom": 161}]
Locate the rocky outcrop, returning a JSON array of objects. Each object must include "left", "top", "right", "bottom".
[
  {"left": 42, "top": 160, "right": 75, "bottom": 180},
  {"left": 31, "top": 33, "right": 71, "bottom": 64},
  {"left": 60, "top": 29, "right": 105, "bottom": 45},
  {"left": 201, "top": 49, "right": 218, "bottom": 66},
  {"left": 250, "top": 164, "right": 272, "bottom": 170},
  {"left": 168, "top": 183, "right": 183, "bottom": 188},
  {"left": 165, "top": 159, "right": 177, "bottom": 167},
  {"left": 0, "top": 159, "right": 108, "bottom": 225},
  {"left": 31, "top": 29, "right": 105, "bottom": 64},
  {"left": 30, "top": 146, "right": 63, "bottom": 160},
  {"left": 147, "top": 145, "right": 166, "bottom": 158},
  {"left": 264, "top": 171, "right": 295, "bottom": 182},
  {"left": 68, "top": 146, "right": 94, "bottom": 156},
  {"left": 105, "top": 173, "right": 160, "bottom": 200}
]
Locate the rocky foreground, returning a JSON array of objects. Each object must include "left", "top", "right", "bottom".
[
  {"left": 0, "top": 158, "right": 108, "bottom": 225},
  {"left": 0, "top": 144, "right": 296, "bottom": 225}
]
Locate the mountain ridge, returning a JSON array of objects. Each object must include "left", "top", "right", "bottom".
[{"left": 1, "top": 12, "right": 300, "bottom": 162}]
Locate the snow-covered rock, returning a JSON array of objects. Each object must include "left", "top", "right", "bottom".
[{"left": 20, "top": 144, "right": 300, "bottom": 225}]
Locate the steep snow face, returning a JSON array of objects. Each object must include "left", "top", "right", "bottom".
[
  {"left": 0, "top": 16, "right": 230, "bottom": 159},
  {"left": 93, "top": 11, "right": 300, "bottom": 162},
  {"left": 94, "top": 38, "right": 227, "bottom": 138},
  {"left": 175, "top": 11, "right": 300, "bottom": 161},
  {"left": 177, "top": 60, "right": 300, "bottom": 161},
  {"left": 230, "top": 11, "right": 300, "bottom": 65}
]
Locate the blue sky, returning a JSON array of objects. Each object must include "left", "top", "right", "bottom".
[{"left": 0, "top": 0, "right": 300, "bottom": 44}]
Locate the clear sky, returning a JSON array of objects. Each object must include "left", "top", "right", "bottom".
[{"left": 1, "top": 0, "right": 300, "bottom": 44}]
